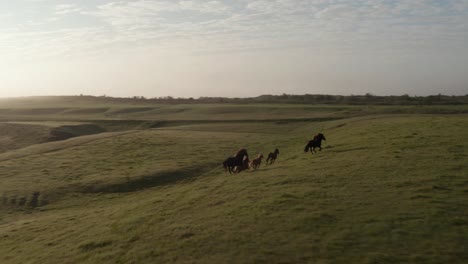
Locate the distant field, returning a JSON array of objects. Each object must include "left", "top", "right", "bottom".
[
  {"left": 0, "top": 97, "right": 467, "bottom": 263},
  {"left": 1, "top": 96, "right": 467, "bottom": 121}
]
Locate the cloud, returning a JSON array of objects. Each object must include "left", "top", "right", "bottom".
[
  {"left": 1, "top": 0, "right": 467, "bottom": 97},
  {"left": 246, "top": 0, "right": 320, "bottom": 15},
  {"left": 1, "top": 0, "right": 467, "bottom": 62},
  {"left": 55, "top": 4, "right": 82, "bottom": 15},
  {"left": 87, "top": 0, "right": 230, "bottom": 26}
]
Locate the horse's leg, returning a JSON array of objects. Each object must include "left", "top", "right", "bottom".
[{"left": 231, "top": 165, "right": 237, "bottom": 174}]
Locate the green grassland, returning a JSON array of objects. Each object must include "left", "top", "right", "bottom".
[
  {"left": 1, "top": 96, "right": 467, "bottom": 122},
  {"left": 0, "top": 98, "right": 467, "bottom": 263}
]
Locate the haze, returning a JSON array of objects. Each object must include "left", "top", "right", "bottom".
[{"left": 1, "top": 0, "right": 467, "bottom": 98}]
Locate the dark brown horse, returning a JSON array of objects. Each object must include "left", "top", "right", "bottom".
[
  {"left": 304, "top": 133, "right": 326, "bottom": 154},
  {"left": 223, "top": 148, "right": 249, "bottom": 174},
  {"left": 266, "top": 148, "right": 279, "bottom": 165},
  {"left": 235, "top": 156, "right": 250, "bottom": 173},
  {"left": 249, "top": 153, "right": 264, "bottom": 170},
  {"left": 223, "top": 157, "right": 239, "bottom": 174}
]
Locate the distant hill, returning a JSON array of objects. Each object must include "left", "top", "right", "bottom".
[{"left": 1, "top": 93, "right": 468, "bottom": 107}]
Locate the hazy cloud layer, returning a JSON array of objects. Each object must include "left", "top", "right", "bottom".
[
  {"left": 3, "top": 0, "right": 468, "bottom": 58},
  {"left": 1, "top": 0, "right": 467, "bottom": 97}
]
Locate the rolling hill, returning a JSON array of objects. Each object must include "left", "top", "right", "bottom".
[{"left": 0, "top": 99, "right": 467, "bottom": 263}]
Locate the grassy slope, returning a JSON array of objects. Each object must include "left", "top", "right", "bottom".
[
  {"left": 0, "top": 122, "right": 109, "bottom": 154},
  {"left": 1, "top": 96, "right": 468, "bottom": 121},
  {"left": 0, "top": 114, "right": 466, "bottom": 263},
  {"left": 0, "top": 123, "right": 50, "bottom": 153}
]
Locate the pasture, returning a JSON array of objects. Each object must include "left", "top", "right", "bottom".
[{"left": 0, "top": 97, "right": 467, "bottom": 263}]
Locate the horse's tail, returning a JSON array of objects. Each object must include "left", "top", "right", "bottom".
[
  {"left": 223, "top": 160, "right": 228, "bottom": 172},
  {"left": 304, "top": 142, "right": 310, "bottom": 152}
]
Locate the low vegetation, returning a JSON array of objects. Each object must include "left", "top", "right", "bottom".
[{"left": 0, "top": 97, "right": 466, "bottom": 263}]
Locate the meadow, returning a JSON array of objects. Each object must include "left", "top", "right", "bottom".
[{"left": 0, "top": 97, "right": 467, "bottom": 263}]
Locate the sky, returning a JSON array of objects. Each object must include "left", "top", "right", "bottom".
[{"left": 0, "top": 0, "right": 467, "bottom": 98}]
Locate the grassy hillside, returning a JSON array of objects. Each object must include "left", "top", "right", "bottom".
[
  {"left": 0, "top": 122, "right": 109, "bottom": 154},
  {"left": 0, "top": 123, "right": 50, "bottom": 153},
  {"left": 0, "top": 112, "right": 467, "bottom": 263},
  {"left": 1, "top": 96, "right": 467, "bottom": 121}
]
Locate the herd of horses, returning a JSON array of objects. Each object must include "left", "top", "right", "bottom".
[{"left": 223, "top": 133, "right": 326, "bottom": 174}]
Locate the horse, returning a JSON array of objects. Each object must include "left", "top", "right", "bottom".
[
  {"left": 249, "top": 153, "right": 264, "bottom": 170},
  {"left": 235, "top": 148, "right": 248, "bottom": 159},
  {"left": 223, "top": 148, "right": 249, "bottom": 174},
  {"left": 223, "top": 157, "right": 240, "bottom": 174},
  {"left": 235, "top": 156, "right": 250, "bottom": 173},
  {"left": 266, "top": 149, "right": 280, "bottom": 165},
  {"left": 304, "top": 133, "right": 326, "bottom": 154}
]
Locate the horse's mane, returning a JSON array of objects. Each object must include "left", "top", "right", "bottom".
[
  {"left": 235, "top": 148, "right": 248, "bottom": 158},
  {"left": 313, "top": 133, "right": 325, "bottom": 141}
]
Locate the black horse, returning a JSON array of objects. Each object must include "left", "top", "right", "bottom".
[
  {"left": 304, "top": 133, "right": 326, "bottom": 154},
  {"left": 235, "top": 156, "right": 250, "bottom": 173},
  {"left": 223, "top": 148, "right": 249, "bottom": 174},
  {"left": 266, "top": 148, "right": 280, "bottom": 165}
]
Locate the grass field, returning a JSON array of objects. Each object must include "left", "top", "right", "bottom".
[{"left": 0, "top": 98, "right": 467, "bottom": 263}]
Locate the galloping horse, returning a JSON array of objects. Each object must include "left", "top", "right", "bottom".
[
  {"left": 304, "top": 133, "right": 326, "bottom": 154},
  {"left": 223, "top": 157, "right": 239, "bottom": 174},
  {"left": 236, "top": 156, "right": 250, "bottom": 173},
  {"left": 223, "top": 148, "right": 249, "bottom": 174},
  {"left": 250, "top": 153, "right": 264, "bottom": 170},
  {"left": 266, "top": 148, "right": 280, "bottom": 165}
]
